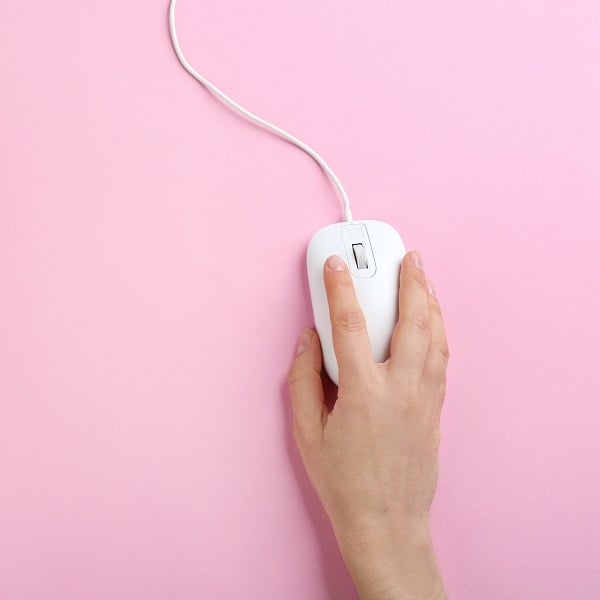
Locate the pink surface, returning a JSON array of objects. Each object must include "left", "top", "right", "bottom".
[{"left": 1, "top": 1, "right": 599, "bottom": 598}]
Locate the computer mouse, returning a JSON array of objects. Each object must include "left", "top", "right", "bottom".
[{"left": 307, "top": 220, "right": 406, "bottom": 385}]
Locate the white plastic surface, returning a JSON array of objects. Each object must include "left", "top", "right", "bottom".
[{"left": 306, "top": 220, "right": 406, "bottom": 385}]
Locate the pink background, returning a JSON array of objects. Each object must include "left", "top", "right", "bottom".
[{"left": 1, "top": 0, "right": 599, "bottom": 598}]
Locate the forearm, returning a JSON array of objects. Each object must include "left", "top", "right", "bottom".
[{"left": 333, "top": 516, "right": 446, "bottom": 600}]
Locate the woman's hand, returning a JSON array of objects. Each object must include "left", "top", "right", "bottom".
[{"left": 288, "top": 251, "right": 448, "bottom": 600}]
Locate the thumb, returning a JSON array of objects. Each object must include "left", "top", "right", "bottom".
[{"left": 288, "top": 329, "right": 326, "bottom": 447}]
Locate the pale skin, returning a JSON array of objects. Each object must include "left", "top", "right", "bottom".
[{"left": 288, "top": 250, "right": 448, "bottom": 600}]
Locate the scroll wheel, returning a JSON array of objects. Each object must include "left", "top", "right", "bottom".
[{"left": 352, "top": 243, "right": 368, "bottom": 269}]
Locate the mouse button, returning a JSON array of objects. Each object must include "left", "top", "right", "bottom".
[{"left": 340, "top": 223, "right": 364, "bottom": 244}]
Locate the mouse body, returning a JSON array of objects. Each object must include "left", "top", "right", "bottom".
[{"left": 306, "top": 220, "right": 406, "bottom": 384}]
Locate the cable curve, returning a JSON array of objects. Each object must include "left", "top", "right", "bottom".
[{"left": 168, "top": 0, "right": 353, "bottom": 222}]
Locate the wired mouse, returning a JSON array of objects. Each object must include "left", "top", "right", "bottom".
[
  {"left": 168, "top": 0, "right": 409, "bottom": 382},
  {"left": 307, "top": 220, "right": 406, "bottom": 385}
]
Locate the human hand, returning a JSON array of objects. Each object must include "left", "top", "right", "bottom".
[{"left": 288, "top": 251, "right": 448, "bottom": 600}]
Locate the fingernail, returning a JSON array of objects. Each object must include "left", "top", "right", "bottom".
[
  {"left": 427, "top": 279, "right": 437, "bottom": 298},
  {"left": 325, "top": 255, "right": 346, "bottom": 272},
  {"left": 410, "top": 251, "right": 423, "bottom": 270},
  {"left": 297, "top": 328, "right": 312, "bottom": 354}
]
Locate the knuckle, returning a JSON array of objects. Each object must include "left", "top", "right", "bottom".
[
  {"left": 335, "top": 307, "right": 366, "bottom": 334},
  {"left": 410, "top": 312, "right": 431, "bottom": 336},
  {"left": 436, "top": 338, "right": 450, "bottom": 362},
  {"left": 428, "top": 297, "right": 442, "bottom": 313},
  {"left": 413, "top": 272, "right": 428, "bottom": 290},
  {"left": 287, "top": 365, "right": 307, "bottom": 389}
]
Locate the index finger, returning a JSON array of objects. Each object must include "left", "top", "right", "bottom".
[{"left": 323, "top": 255, "right": 373, "bottom": 379}]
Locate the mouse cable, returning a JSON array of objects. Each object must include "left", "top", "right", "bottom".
[{"left": 168, "top": 0, "right": 353, "bottom": 222}]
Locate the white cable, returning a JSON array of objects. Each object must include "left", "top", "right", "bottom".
[{"left": 168, "top": 0, "right": 353, "bottom": 222}]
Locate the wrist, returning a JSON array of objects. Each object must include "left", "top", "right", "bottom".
[{"left": 333, "top": 515, "right": 446, "bottom": 600}]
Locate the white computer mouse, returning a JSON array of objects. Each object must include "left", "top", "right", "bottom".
[{"left": 307, "top": 220, "right": 406, "bottom": 385}]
